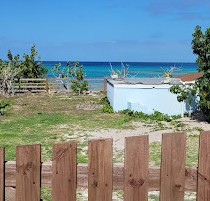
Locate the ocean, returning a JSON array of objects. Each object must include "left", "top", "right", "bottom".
[{"left": 43, "top": 61, "right": 198, "bottom": 79}]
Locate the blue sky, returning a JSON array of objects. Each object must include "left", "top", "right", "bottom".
[{"left": 0, "top": 0, "right": 209, "bottom": 62}]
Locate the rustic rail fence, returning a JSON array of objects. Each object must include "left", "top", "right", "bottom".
[
  {"left": 0, "top": 131, "right": 209, "bottom": 201},
  {"left": 12, "top": 76, "right": 107, "bottom": 93}
]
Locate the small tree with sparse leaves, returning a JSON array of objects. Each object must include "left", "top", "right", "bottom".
[{"left": 52, "top": 61, "right": 88, "bottom": 94}]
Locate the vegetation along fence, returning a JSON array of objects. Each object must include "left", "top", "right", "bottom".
[
  {"left": 13, "top": 76, "right": 107, "bottom": 93},
  {"left": 0, "top": 131, "right": 210, "bottom": 200}
]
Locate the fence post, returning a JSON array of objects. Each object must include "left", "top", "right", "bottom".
[
  {"left": 104, "top": 76, "right": 107, "bottom": 93},
  {"left": 88, "top": 139, "right": 113, "bottom": 201},
  {"left": 160, "top": 132, "right": 186, "bottom": 201},
  {"left": 52, "top": 142, "right": 77, "bottom": 201},
  {"left": 46, "top": 75, "right": 49, "bottom": 93},
  {"left": 16, "top": 145, "right": 41, "bottom": 201},
  {"left": 0, "top": 146, "right": 5, "bottom": 201},
  {"left": 197, "top": 131, "right": 210, "bottom": 201},
  {"left": 124, "top": 136, "right": 149, "bottom": 201}
]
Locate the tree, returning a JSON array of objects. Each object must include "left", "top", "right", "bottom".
[
  {"left": 20, "top": 45, "right": 48, "bottom": 78},
  {"left": 0, "top": 51, "right": 21, "bottom": 96},
  {"left": 170, "top": 26, "right": 210, "bottom": 121},
  {"left": 192, "top": 26, "right": 210, "bottom": 121},
  {"left": 0, "top": 45, "right": 48, "bottom": 96},
  {"left": 51, "top": 61, "right": 88, "bottom": 94},
  {"left": 0, "top": 59, "right": 20, "bottom": 96},
  {"left": 70, "top": 61, "right": 88, "bottom": 94}
]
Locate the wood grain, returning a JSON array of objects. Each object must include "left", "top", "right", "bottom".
[
  {"left": 52, "top": 142, "right": 77, "bottom": 201},
  {"left": 124, "top": 136, "right": 149, "bottom": 201},
  {"left": 160, "top": 132, "right": 186, "bottom": 201},
  {"left": 197, "top": 131, "right": 210, "bottom": 201},
  {"left": 16, "top": 144, "right": 41, "bottom": 201},
  {"left": 88, "top": 139, "right": 113, "bottom": 201},
  {"left": 0, "top": 146, "right": 5, "bottom": 201}
]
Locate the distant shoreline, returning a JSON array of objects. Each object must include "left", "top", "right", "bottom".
[{"left": 44, "top": 61, "right": 198, "bottom": 79}]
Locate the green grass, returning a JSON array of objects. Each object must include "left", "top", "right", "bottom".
[
  {"left": 0, "top": 93, "right": 134, "bottom": 161},
  {"left": 149, "top": 142, "right": 162, "bottom": 166}
]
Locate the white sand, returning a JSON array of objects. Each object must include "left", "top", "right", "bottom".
[{"left": 86, "top": 117, "right": 210, "bottom": 151}]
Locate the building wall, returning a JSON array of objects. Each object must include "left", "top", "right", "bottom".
[
  {"left": 107, "top": 82, "right": 114, "bottom": 108},
  {"left": 107, "top": 82, "right": 198, "bottom": 116}
]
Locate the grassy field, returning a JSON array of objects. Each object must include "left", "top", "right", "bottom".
[
  {"left": 0, "top": 92, "right": 135, "bottom": 162},
  {"left": 0, "top": 92, "right": 200, "bottom": 200}
]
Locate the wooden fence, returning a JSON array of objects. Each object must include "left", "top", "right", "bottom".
[
  {"left": 13, "top": 76, "right": 107, "bottom": 93},
  {"left": 0, "top": 131, "right": 210, "bottom": 201}
]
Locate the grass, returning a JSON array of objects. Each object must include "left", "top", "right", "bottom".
[{"left": 0, "top": 93, "right": 134, "bottom": 162}]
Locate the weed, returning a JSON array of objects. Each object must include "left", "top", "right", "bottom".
[
  {"left": 120, "top": 109, "right": 181, "bottom": 122},
  {"left": 98, "top": 96, "right": 114, "bottom": 113},
  {"left": 0, "top": 99, "right": 12, "bottom": 115}
]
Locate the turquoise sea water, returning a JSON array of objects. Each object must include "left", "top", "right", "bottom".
[{"left": 43, "top": 61, "right": 198, "bottom": 79}]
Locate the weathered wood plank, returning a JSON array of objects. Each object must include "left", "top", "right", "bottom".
[
  {"left": 19, "top": 78, "right": 46, "bottom": 81},
  {"left": 124, "top": 136, "right": 149, "bottom": 201},
  {"left": 197, "top": 131, "right": 210, "bottom": 201},
  {"left": 16, "top": 144, "right": 41, "bottom": 201},
  {"left": 4, "top": 162, "right": 198, "bottom": 191},
  {"left": 13, "top": 85, "right": 46, "bottom": 89},
  {"left": 160, "top": 132, "right": 186, "bottom": 201},
  {"left": 88, "top": 139, "right": 113, "bottom": 201},
  {"left": 14, "top": 90, "right": 46, "bottom": 93},
  {"left": 52, "top": 142, "right": 77, "bottom": 201},
  {"left": 0, "top": 147, "right": 5, "bottom": 201}
]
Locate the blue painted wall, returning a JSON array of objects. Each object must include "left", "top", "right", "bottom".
[{"left": 107, "top": 82, "right": 198, "bottom": 115}]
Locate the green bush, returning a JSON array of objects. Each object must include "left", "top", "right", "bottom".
[
  {"left": 51, "top": 61, "right": 88, "bottom": 94},
  {"left": 0, "top": 100, "right": 12, "bottom": 115},
  {"left": 20, "top": 45, "right": 48, "bottom": 78},
  {"left": 120, "top": 109, "right": 180, "bottom": 122},
  {"left": 99, "top": 97, "right": 114, "bottom": 113},
  {"left": 70, "top": 61, "right": 88, "bottom": 94}
]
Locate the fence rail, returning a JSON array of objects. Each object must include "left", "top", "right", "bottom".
[
  {"left": 1, "top": 131, "right": 209, "bottom": 200},
  {"left": 12, "top": 76, "right": 107, "bottom": 93}
]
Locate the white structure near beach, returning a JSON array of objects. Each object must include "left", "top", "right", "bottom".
[{"left": 107, "top": 73, "right": 202, "bottom": 116}]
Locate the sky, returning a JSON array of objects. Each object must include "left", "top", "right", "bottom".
[{"left": 0, "top": 0, "right": 209, "bottom": 62}]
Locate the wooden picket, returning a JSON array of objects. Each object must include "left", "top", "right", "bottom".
[
  {"left": 0, "top": 147, "right": 4, "bottom": 201},
  {"left": 88, "top": 139, "right": 113, "bottom": 201},
  {"left": 124, "top": 136, "right": 149, "bottom": 201},
  {"left": 16, "top": 145, "right": 41, "bottom": 201},
  {"left": 197, "top": 131, "right": 210, "bottom": 201},
  {"left": 52, "top": 142, "right": 77, "bottom": 201},
  {"left": 1, "top": 131, "right": 210, "bottom": 200},
  {"left": 160, "top": 132, "right": 186, "bottom": 201}
]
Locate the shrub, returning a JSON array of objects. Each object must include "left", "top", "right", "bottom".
[
  {"left": 99, "top": 97, "right": 114, "bottom": 113},
  {"left": 69, "top": 61, "right": 88, "bottom": 94},
  {"left": 120, "top": 109, "right": 180, "bottom": 122},
  {"left": 0, "top": 100, "right": 12, "bottom": 115},
  {"left": 52, "top": 61, "right": 88, "bottom": 94},
  {"left": 0, "top": 60, "right": 20, "bottom": 96},
  {"left": 20, "top": 45, "right": 48, "bottom": 78}
]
